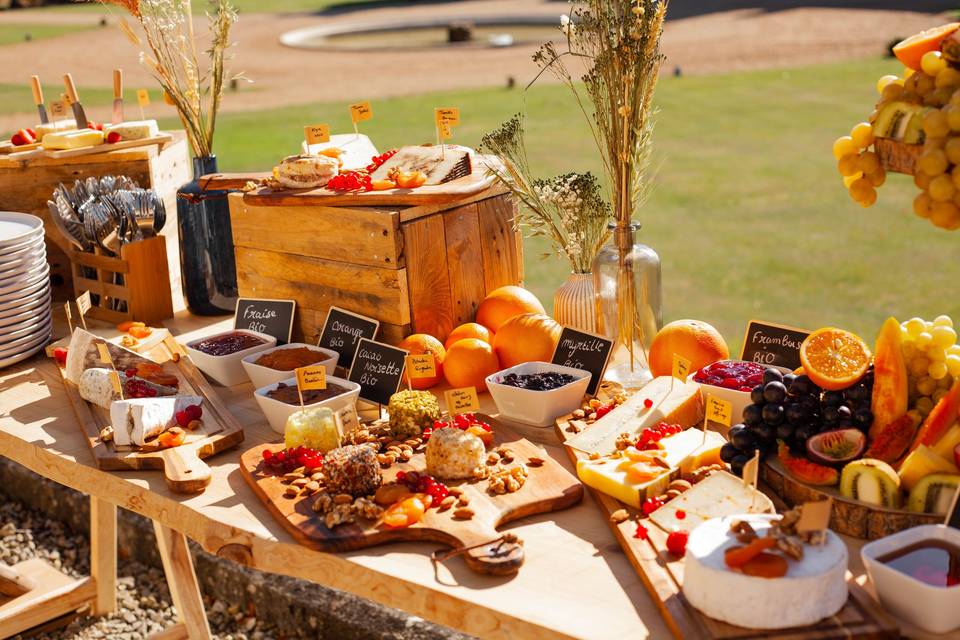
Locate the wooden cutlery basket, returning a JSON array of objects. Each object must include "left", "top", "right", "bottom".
[{"left": 69, "top": 235, "right": 173, "bottom": 325}]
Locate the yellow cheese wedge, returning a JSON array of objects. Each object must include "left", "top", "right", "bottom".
[
  {"left": 566, "top": 376, "right": 704, "bottom": 455},
  {"left": 649, "top": 470, "right": 775, "bottom": 533},
  {"left": 576, "top": 428, "right": 724, "bottom": 509},
  {"left": 42, "top": 129, "right": 104, "bottom": 150},
  {"left": 34, "top": 119, "right": 77, "bottom": 141}
]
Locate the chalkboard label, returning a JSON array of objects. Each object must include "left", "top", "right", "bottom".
[
  {"left": 234, "top": 298, "right": 296, "bottom": 344},
  {"left": 348, "top": 338, "right": 408, "bottom": 406},
  {"left": 318, "top": 307, "right": 381, "bottom": 369},
  {"left": 740, "top": 320, "right": 810, "bottom": 371},
  {"left": 551, "top": 327, "right": 613, "bottom": 397}
]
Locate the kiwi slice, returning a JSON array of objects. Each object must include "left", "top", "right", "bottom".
[
  {"left": 840, "top": 459, "right": 901, "bottom": 508},
  {"left": 872, "top": 102, "right": 926, "bottom": 142},
  {"left": 908, "top": 473, "right": 960, "bottom": 514}
]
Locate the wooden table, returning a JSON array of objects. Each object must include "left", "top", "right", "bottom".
[{"left": 0, "top": 310, "right": 668, "bottom": 640}]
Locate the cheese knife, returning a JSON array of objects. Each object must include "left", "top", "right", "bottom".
[
  {"left": 63, "top": 73, "right": 88, "bottom": 129},
  {"left": 112, "top": 69, "right": 124, "bottom": 125},
  {"left": 30, "top": 75, "right": 48, "bottom": 124}
]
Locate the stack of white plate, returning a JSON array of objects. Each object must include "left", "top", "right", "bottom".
[{"left": 0, "top": 212, "right": 52, "bottom": 369}]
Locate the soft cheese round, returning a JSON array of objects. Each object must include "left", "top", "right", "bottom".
[
  {"left": 276, "top": 154, "right": 339, "bottom": 189},
  {"left": 683, "top": 514, "right": 848, "bottom": 630}
]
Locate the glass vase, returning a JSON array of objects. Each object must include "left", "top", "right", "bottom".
[
  {"left": 592, "top": 223, "right": 662, "bottom": 389},
  {"left": 177, "top": 156, "right": 238, "bottom": 316},
  {"left": 553, "top": 272, "right": 597, "bottom": 334}
]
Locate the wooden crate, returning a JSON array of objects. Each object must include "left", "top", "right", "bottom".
[
  {"left": 0, "top": 134, "right": 190, "bottom": 311},
  {"left": 69, "top": 236, "right": 174, "bottom": 325},
  {"left": 228, "top": 186, "right": 523, "bottom": 345}
]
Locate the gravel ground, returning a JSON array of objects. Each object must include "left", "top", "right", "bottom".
[{"left": 0, "top": 496, "right": 280, "bottom": 640}]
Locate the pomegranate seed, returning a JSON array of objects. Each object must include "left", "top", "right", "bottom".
[
  {"left": 643, "top": 398, "right": 653, "bottom": 409},
  {"left": 675, "top": 510, "right": 686, "bottom": 520},
  {"left": 634, "top": 523, "right": 648, "bottom": 540}
]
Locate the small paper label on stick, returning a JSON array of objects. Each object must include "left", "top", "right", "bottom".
[
  {"left": 349, "top": 101, "right": 372, "bottom": 124},
  {"left": 434, "top": 107, "right": 460, "bottom": 126},
  {"left": 405, "top": 354, "right": 436, "bottom": 379},
  {"left": 672, "top": 354, "right": 691, "bottom": 381},
  {"left": 50, "top": 100, "right": 68, "bottom": 118},
  {"left": 296, "top": 365, "right": 327, "bottom": 392},
  {"left": 63, "top": 302, "right": 73, "bottom": 331},
  {"left": 706, "top": 396, "right": 733, "bottom": 427},
  {"left": 76, "top": 291, "right": 92, "bottom": 316},
  {"left": 444, "top": 387, "right": 479, "bottom": 416},
  {"left": 109, "top": 370, "right": 122, "bottom": 395},
  {"left": 136, "top": 89, "right": 150, "bottom": 107},
  {"left": 797, "top": 499, "right": 833, "bottom": 533},
  {"left": 96, "top": 342, "right": 113, "bottom": 365},
  {"left": 304, "top": 124, "right": 330, "bottom": 144}
]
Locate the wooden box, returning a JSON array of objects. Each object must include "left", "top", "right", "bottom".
[
  {"left": 0, "top": 135, "right": 190, "bottom": 311},
  {"left": 69, "top": 236, "right": 174, "bottom": 325},
  {"left": 228, "top": 187, "right": 523, "bottom": 345}
]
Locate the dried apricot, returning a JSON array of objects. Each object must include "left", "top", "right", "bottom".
[
  {"left": 129, "top": 325, "right": 153, "bottom": 339},
  {"left": 739, "top": 552, "right": 789, "bottom": 578},
  {"left": 371, "top": 179, "right": 397, "bottom": 191},
  {"left": 724, "top": 537, "right": 777, "bottom": 568}
]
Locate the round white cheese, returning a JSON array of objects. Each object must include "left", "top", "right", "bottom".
[{"left": 683, "top": 515, "right": 848, "bottom": 629}]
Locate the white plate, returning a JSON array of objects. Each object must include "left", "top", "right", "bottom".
[
  {"left": 0, "top": 260, "right": 48, "bottom": 289},
  {"left": 0, "top": 212, "right": 44, "bottom": 246},
  {"left": 0, "top": 265, "right": 48, "bottom": 298},
  {"left": 0, "top": 233, "right": 45, "bottom": 258},
  {"left": 0, "top": 280, "right": 49, "bottom": 313},
  {"left": 0, "top": 293, "right": 51, "bottom": 327},
  {"left": 0, "top": 245, "right": 46, "bottom": 272},
  {"left": 0, "top": 311, "right": 51, "bottom": 346},
  {"left": 0, "top": 318, "right": 51, "bottom": 359},
  {"left": 0, "top": 254, "right": 46, "bottom": 279},
  {"left": 0, "top": 338, "right": 47, "bottom": 370}
]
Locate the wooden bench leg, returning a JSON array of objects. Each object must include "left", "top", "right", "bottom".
[
  {"left": 152, "top": 522, "right": 211, "bottom": 640},
  {"left": 89, "top": 497, "right": 117, "bottom": 616}
]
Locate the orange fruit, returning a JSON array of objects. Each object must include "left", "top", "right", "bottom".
[
  {"left": 445, "top": 322, "right": 494, "bottom": 350},
  {"left": 492, "top": 313, "right": 562, "bottom": 368},
  {"left": 893, "top": 23, "right": 960, "bottom": 71},
  {"left": 799, "top": 328, "right": 872, "bottom": 391},
  {"left": 443, "top": 338, "right": 500, "bottom": 392},
  {"left": 398, "top": 333, "right": 445, "bottom": 390},
  {"left": 648, "top": 320, "right": 730, "bottom": 378},
  {"left": 475, "top": 285, "right": 545, "bottom": 333}
]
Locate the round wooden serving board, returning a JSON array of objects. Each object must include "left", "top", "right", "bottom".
[
  {"left": 762, "top": 458, "right": 940, "bottom": 540},
  {"left": 239, "top": 416, "right": 583, "bottom": 576}
]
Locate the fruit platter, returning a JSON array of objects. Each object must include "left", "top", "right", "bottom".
[
  {"left": 834, "top": 22, "right": 960, "bottom": 229},
  {"left": 240, "top": 404, "right": 583, "bottom": 576}
]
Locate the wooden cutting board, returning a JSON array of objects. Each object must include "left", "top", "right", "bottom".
[
  {"left": 0, "top": 141, "right": 41, "bottom": 154},
  {"left": 240, "top": 415, "right": 583, "bottom": 575},
  {"left": 43, "top": 133, "right": 173, "bottom": 160},
  {"left": 554, "top": 389, "right": 899, "bottom": 640},
  {"left": 60, "top": 334, "right": 244, "bottom": 493}
]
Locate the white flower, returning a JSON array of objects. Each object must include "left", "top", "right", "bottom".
[{"left": 560, "top": 14, "right": 576, "bottom": 36}]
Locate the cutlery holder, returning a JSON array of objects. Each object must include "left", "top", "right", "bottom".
[{"left": 69, "top": 236, "right": 173, "bottom": 325}]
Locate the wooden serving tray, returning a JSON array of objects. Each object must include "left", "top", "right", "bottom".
[
  {"left": 555, "top": 399, "right": 899, "bottom": 639},
  {"left": 60, "top": 334, "right": 244, "bottom": 493},
  {"left": 43, "top": 133, "right": 173, "bottom": 160},
  {"left": 0, "top": 141, "right": 41, "bottom": 154},
  {"left": 762, "top": 458, "right": 939, "bottom": 540},
  {"left": 240, "top": 415, "right": 583, "bottom": 575}
]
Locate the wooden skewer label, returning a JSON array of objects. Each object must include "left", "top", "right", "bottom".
[
  {"left": 50, "top": 100, "right": 68, "bottom": 118},
  {"left": 349, "top": 101, "right": 372, "bottom": 124},
  {"left": 304, "top": 124, "right": 330, "bottom": 145},
  {"left": 405, "top": 354, "right": 436, "bottom": 379},
  {"left": 671, "top": 354, "right": 691, "bottom": 381},
  {"left": 434, "top": 107, "right": 460, "bottom": 126},
  {"left": 136, "top": 89, "right": 150, "bottom": 107},
  {"left": 797, "top": 499, "right": 832, "bottom": 533},
  {"left": 76, "top": 291, "right": 91, "bottom": 330},
  {"left": 63, "top": 302, "right": 73, "bottom": 333},
  {"left": 444, "top": 387, "right": 479, "bottom": 416}
]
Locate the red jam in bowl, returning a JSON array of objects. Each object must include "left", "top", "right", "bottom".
[
  {"left": 692, "top": 360, "right": 766, "bottom": 393},
  {"left": 191, "top": 332, "right": 266, "bottom": 357}
]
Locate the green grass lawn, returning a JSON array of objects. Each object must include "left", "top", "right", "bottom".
[
  {"left": 165, "top": 56, "right": 948, "bottom": 354},
  {"left": 0, "top": 22, "right": 92, "bottom": 45}
]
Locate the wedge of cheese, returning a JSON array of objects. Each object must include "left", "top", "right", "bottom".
[
  {"left": 566, "top": 376, "right": 704, "bottom": 455},
  {"left": 34, "top": 119, "right": 76, "bottom": 141},
  {"left": 576, "top": 428, "right": 724, "bottom": 508},
  {"left": 104, "top": 120, "right": 158, "bottom": 140},
  {"left": 649, "top": 470, "right": 775, "bottom": 533},
  {"left": 110, "top": 396, "right": 201, "bottom": 447},
  {"left": 42, "top": 129, "right": 104, "bottom": 150}
]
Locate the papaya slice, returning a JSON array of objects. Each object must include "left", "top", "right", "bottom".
[
  {"left": 778, "top": 442, "right": 839, "bottom": 486},
  {"left": 740, "top": 552, "right": 789, "bottom": 578},
  {"left": 865, "top": 413, "right": 920, "bottom": 464},
  {"left": 870, "top": 317, "right": 908, "bottom": 439},
  {"left": 909, "top": 379, "right": 960, "bottom": 454},
  {"left": 724, "top": 537, "right": 776, "bottom": 568},
  {"left": 894, "top": 23, "right": 960, "bottom": 71}
]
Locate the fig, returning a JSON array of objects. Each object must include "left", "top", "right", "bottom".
[
  {"left": 778, "top": 442, "right": 839, "bottom": 486},
  {"left": 806, "top": 429, "right": 866, "bottom": 466}
]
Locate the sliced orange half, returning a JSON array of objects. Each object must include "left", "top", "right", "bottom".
[
  {"left": 800, "top": 328, "right": 872, "bottom": 391},
  {"left": 893, "top": 23, "right": 960, "bottom": 71}
]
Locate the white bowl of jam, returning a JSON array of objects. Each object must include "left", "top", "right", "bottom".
[
  {"left": 861, "top": 524, "right": 960, "bottom": 633},
  {"left": 184, "top": 329, "right": 276, "bottom": 387}
]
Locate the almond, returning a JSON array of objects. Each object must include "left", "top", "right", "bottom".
[
  {"left": 334, "top": 493, "right": 353, "bottom": 505},
  {"left": 610, "top": 509, "right": 630, "bottom": 524},
  {"left": 453, "top": 508, "right": 474, "bottom": 520},
  {"left": 527, "top": 457, "right": 545, "bottom": 467}
]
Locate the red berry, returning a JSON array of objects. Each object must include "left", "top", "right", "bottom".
[
  {"left": 666, "top": 530, "right": 689, "bottom": 557},
  {"left": 641, "top": 498, "right": 661, "bottom": 517},
  {"left": 643, "top": 398, "right": 653, "bottom": 409},
  {"left": 52, "top": 347, "right": 68, "bottom": 366},
  {"left": 675, "top": 510, "right": 686, "bottom": 520},
  {"left": 262, "top": 449, "right": 273, "bottom": 460},
  {"left": 106, "top": 131, "right": 122, "bottom": 144},
  {"left": 634, "top": 523, "right": 648, "bottom": 540},
  {"left": 185, "top": 404, "right": 202, "bottom": 421},
  {"left": 175, "top": 411, "right": 190, "bottom": 427},
  {"left": 396, "top": 470, "right": 406, "bottom": 482}
]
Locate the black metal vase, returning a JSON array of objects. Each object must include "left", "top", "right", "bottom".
[{"left": 177, "top": 156, "right": 238, "bottom": 316}]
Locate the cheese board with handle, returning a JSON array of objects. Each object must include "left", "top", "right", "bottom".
[
  {"left": 43, "top": 132, "right": 174, "bottom": 160},
  {"left": 58, "top": 328, "right": 244, "bottom": 493},
  {"left": 554, "top": 384, "right": 899, "bottom": 640},
  {"left": 239, "top": 414, "right": 583, "bottom": 575}
]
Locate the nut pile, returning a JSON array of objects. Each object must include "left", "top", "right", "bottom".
[
  {"left": 311, "top": 492, "right": 384, "bottom": 529},
  {"left": 565, "top": 386, "right": 627, "bottom": 433}
]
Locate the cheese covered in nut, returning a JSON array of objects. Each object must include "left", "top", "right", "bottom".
[{"left": 425, "top": 427, "right": 485, "bottom": 480}]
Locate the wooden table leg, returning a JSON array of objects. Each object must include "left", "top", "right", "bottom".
[
  {"left": 152, "top": 522, "right": 211, "bottom": 640},
  {"left": 89, "top": 497, "right": 117, "bottom": 616}
]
